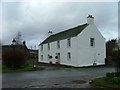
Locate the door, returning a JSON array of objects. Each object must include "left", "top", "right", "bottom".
[{"left": 56, "top": 53, "right": 60, "bottom": 63}]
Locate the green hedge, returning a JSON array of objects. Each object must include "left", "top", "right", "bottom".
[{"left": 106, "top": 72, "right": 120, "bottom": 77}]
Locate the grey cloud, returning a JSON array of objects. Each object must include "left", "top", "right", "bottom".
[{"left": 2, "top": 2, "right": 118, "bottom": 49}]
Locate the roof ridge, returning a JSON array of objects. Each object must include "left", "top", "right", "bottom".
[{"left": 51, "top": 23, "right": 87, "bottom": 36}]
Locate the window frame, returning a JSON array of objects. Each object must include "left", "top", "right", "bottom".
[
  {"left": 57, "top": 41, "right": 60, "bottom": 49},
  {"left": 41, "top": 45, "right": 43, "bottom": 51},
  {"left": 67, "top": 38, "right": 71, "bottom": 47},
  {"left": 90, "top": 38, "right": 95, "bottom": 47},
  {"left": 67, "top": 52, "right": 71, "bottom": 60},
  {"left": 48, "top": 43, "right": 50, "bottom": 50},
  {"left": 41, "top": 55, "right": 43, "bottom": 61}
]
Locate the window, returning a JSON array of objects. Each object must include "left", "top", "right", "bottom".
[
  {"left": 48, "top": 54, "right": 49, "bottom": 60},
  {"left": 57, "top": 41, "right": 60, "bottom": 49},
  {"left": 41, "top": 45, "right": 43, "bottom": 51},
  {"left": 67, "top": 52, "right": 71, "bottom": 60},
  {"left": 41, "top": 55, "right": 43, "bottom": 61},
  {"left": 67, "top": 38, "right": 71, "bottom": 47},
  {"left": 90, "top": 38, "right": 95, "bottom": 47},
  {"left": 48, "top": 43, "right": 50, "bottom": 50}
]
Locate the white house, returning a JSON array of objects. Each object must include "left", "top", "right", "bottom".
[{"left": 38, "top": 15, "right": 106, "bottom": 67}]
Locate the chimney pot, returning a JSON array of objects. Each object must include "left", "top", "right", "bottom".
[{"left": 48, "top": 31, "right": 53, "bottom": 36}]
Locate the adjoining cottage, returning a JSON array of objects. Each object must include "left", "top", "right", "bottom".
[
  {"left": 2, "top": 39, "right": 30, "bottom": 59},
  {"left": 2, "top": 39, "right": 38, "bottom": 61},
  {"left": 38, "top": 15, "right": 106, "bottom": 67}
]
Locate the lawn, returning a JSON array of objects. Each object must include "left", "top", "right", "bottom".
[
  {"left": 1, "top": 64, "right": 45, "bottom": 73},
  {"left": 90, "top": 76, "right": 120, "bottom": 88}
]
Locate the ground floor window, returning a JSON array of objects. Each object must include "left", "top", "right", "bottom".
[
  {"left": 67, "top": 52, "right": 71, "bottom": 60},
  {"left": 41, "top": 55, "right": 43, "bottom": 61}
]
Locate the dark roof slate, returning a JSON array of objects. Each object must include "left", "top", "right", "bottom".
[{"left": 41, "top": 23, "right": 88, "bottom": 44}]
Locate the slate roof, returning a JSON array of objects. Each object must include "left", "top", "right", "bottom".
[{"left": 41, "top": 23, "right": 88, "bottom": 45}]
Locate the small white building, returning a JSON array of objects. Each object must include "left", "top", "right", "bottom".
[{"left": 38, "top": 15, "right": 106, "bottom": 67}]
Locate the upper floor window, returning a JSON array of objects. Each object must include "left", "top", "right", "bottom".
[
  {"left": 48, "top": 43, "right": 50, "bottom": 50},
  {"left": 57, "top": 41, "right": 60, "bottom": 49},
  {"left": 41, "top": 45, "right": 43, "bottom": 51},
  {"left": 90, "top": 38, "right": 95, "bottom": 47},
  {"left": 67, "top": 52, "right": 71, "bottom": 60},
  {"left": 67, "top": 38, "right": 71, "bottom": 47}
]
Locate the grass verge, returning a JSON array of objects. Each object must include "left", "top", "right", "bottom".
[
  {"left": 1, "top": 64, "right": 44, "bottom": 73},
  {"left": 90, "top": 77, "right": 120, "bottom": 89}
]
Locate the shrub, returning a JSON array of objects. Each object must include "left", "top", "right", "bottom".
[
  {"left": 49, "top": 56, "right": 52, "bottom": 59},
  {"left": 55, "top": 62, "right": 60, "bottom": 64},
  {"left": 55, "top": 56, "right": 58, "bottom": 59},
  {"left": 114, "top": 72, "right": 120, "bottom": 77},
  {"left": 49, "top": 61, "right": 52, "bottom": 64},
  {"left": 106, "top": 72, "right": 115, "bottom": 77},
  {"left": 2, "top": 49, "right": 26, "bottom": 69},
  {"left": 106, "top": 72, "right": 120, "bottom": 77}
]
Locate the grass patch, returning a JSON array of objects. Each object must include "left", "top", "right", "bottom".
[
  {"left": 2, "top": 64, "right": 45, "bottom": 73},
  {"left": 91, "top": 77, "right": 120, "bottom": 88}
]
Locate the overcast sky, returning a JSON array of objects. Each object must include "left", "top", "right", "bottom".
[{"left": 1, "top": 1, "right": 118, "bottom": 49}]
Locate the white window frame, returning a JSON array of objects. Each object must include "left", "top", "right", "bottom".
[
  {"left": 90, "top": 38, "right": 95, "bottom": 47},
  {"left": 41, "top": 45, "right": 43, "bottom": 51},
  {"left": 57, "top": 41, "right": 60, "bottom": 49},
  {"left": 67, "top": 38, "right": 71, "bottom": 47},
  {"left": 67, "top": 52, "right": 71, "bottom": 60},
  {"left": 48, "top": 43, "right": 50, "bottom": 50},
  {"left": 41, "top": 55, "right": 43, "bottom": 61}
]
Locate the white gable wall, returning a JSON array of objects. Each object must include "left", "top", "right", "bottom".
[{"left": 76, "top": 24, "right": 106, "bottom": 67}]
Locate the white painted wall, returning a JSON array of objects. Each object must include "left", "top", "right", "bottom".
[
  {"left": 38, "top": 36, "right": 78, "bottom": 67},
  {"left": 76, "top": 24, "right": 106, "bottom": 67}
]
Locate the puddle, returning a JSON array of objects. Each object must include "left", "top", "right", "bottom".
[{"left": 72, "top": 80, "right": 87, "bottom": 84}]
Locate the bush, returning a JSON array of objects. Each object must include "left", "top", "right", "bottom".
[
  {"left": 55, "top": 62, "right": 60, "bottom": 64},
  {"left": 114, "top": 72, "right": 120, "bottom": 77},
  {"left": 49, "top": 61, "right": 52, "bottom": 64},
  {"left": 55, "top": 56, "right": 58, "bottom": 59},
  {"left": 49, "top": 56, "right": 52, "bottom": 59},
  {"left": 106, "top": 72, "right": 120, "bottom": 77},
  {"left": 106, "top": 72, "right": 115, "bottom": 77},
  {"left": 2, "top": 49, "right": 26, "bottom": 69}
]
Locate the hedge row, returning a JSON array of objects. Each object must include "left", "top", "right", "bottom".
[{"left": 106, "top": 72, "right": 120, "bottom": 77}]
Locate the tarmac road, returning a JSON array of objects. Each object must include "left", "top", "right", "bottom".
[{"left": 2, "top": 64, "right": 115, "bottom": 88}]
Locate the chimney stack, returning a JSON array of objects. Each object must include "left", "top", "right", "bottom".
[
  {"left": 87, "top": 15, "right": 94, "bottom": 25},
  {"left": 48, "top": 31, "right": 53, "bottom": 36}
]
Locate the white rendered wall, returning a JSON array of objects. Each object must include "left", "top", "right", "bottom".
[
  {"left": 38, "top": 37, "right": 78, "bottom": 66},
  {"left": 76, "top": 24, "right": 106, "bottom": 67}
]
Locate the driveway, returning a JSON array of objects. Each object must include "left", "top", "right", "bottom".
[{"left": 2, "top": 63, "right": 115, "bottom": 88}]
